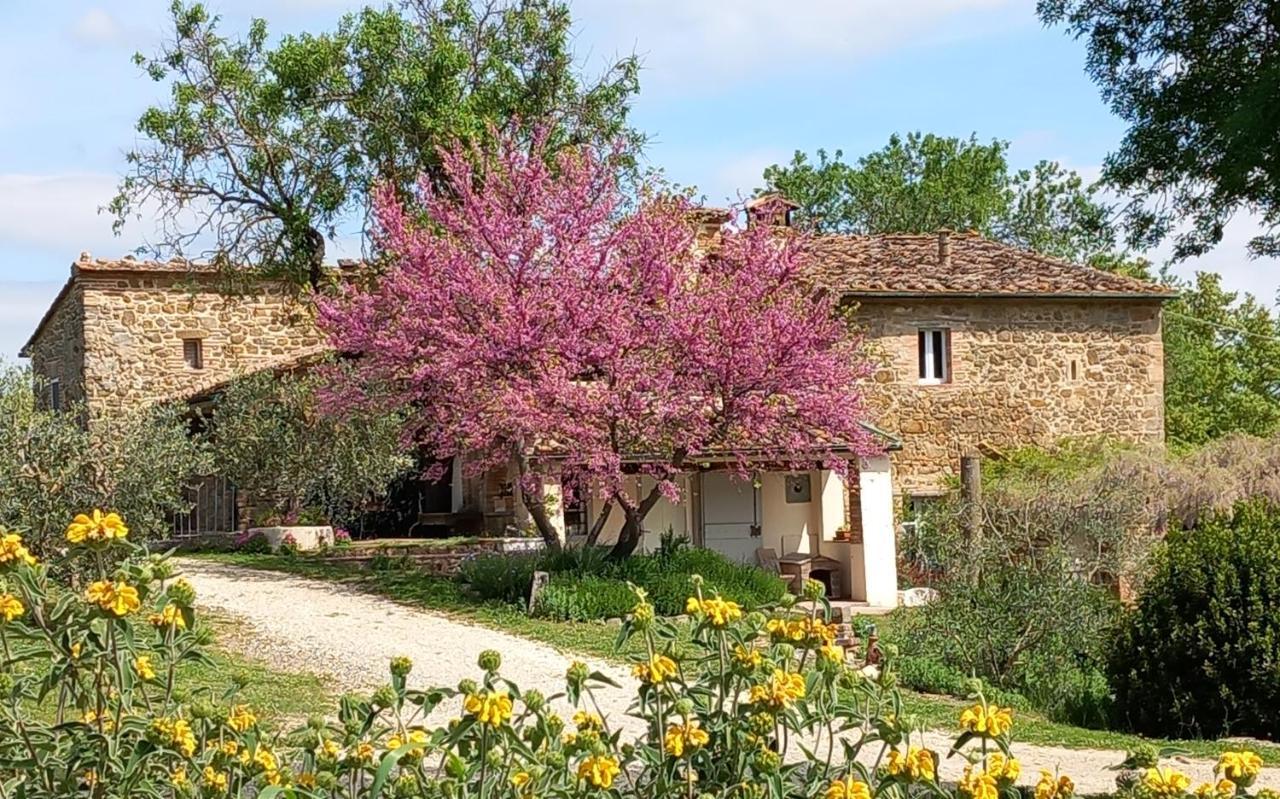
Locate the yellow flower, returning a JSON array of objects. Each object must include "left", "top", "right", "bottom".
[
  {"left": 318, "top": 738, "right": 341, "bottom": 760},
  {"left": 202, "top": 766, "right": 228, "bottom": 791},
  {"left": 1036, "top": 770, "right": 1076, "bottom": 799},
  {"left": 632, "top": 654, "right": 679, "bottom": 685},
  {"left": 80, "top": 709, "right": 116, "bottom": 732},
  {"left": 886, "top": 747, "right": 937, "bottom": 782},
  {"left": 960, "top": 766, "right": 1000, "bottom": 799},
  {"left": 749, "top": 668, "right": 806, "bottom": 709},
  {"left": 133, "top": 655, "right": 156, "bottom": 681},
  {"left": 148, "top": 603, "right": 187, "bottom": 630},
  {"left": 819, "top": 643, "right": 845, "bottom": 664},
  {"left": 826, "top": 776, "right": 871, "bottom": 799},
  {"left": 227, "top": 704, "right": 257, "bottom": 732},
  {"left": 0, "top": 532, "right": 37, "bottom": 567},
  {"left": 70, "top": 642, "right": 82, "bottom": 659},
  {"left": 298, "top": 772, "right": 317, "bottom": 789},
  {"left": 573, "top": 710, "right": 605, "bottom": 731},
  {"left": 65, "top": 509, "right": 129, "bottom": 545},
  {"left": 348, "top": 737, "right": 373, "bottom": 763},
  {"left": 578, "top": 754, "right": 621, "bottom": 789},
  {"left": 150, "top": 716, "right": 196, "bottom": 757},
  {"left": 464, "top": 690, "right": 513, "bottom": 728},
  {"left": 387, "top": 728, "right": 428, "bottom": 758},
  {"left": 0, "top": 594, "right": 24, "bottom": 623},
  {"left": 84, "top": 580, "right": 140, "bottom": 617},
  {"left": 686, "top": 596, "right": 743, "bottom": 627},
  {"left": 1196, "top": 781, "right": 1237, "bottom": 799},
  {"left": 170, "top": 767, "right": 188, "bottom": 788},
  {"left": 663, "top": 720, "right": 710, "bottom": 757},
  {"left": 987, "top": 753, "right": 1021, "bottom": 784},
  {"left": 253, "top": 746, "right": 279, "bottom": 773},
  {"left": 733, "top": 644, "right": 762, "bottom": 669},
  {"left": 959, "top": 703, "right": 1013, "bottom": 737},
  {"left": 512, "top": 771, "right": 534, "bottom": 796},
  {"left": 1217, "top": 752, "right": 1262, "bottom": 786},
  {"left": 1144, "top": 767, "right": 1192, "bottom": 797},
  {"left": 82, "top": 770, "right": 99, "bottom": 788}
]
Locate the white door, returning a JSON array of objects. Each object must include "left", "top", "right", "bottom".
[{"left": 700, "top": 472, "right": 760, "bottom": 563}]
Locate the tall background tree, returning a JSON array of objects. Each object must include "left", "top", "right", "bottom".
[
  {"left": 761, "top": 132, "right": 1118, "bottom": 265},
  {"left": 1161, "top": 272, "right": 1280, "bottom": 447},
  {"left": 319, "top": 131, "right": 879, "bottom": 556},
  {"left": 112, "top": 0, "right": 640, "bottom": 287},
  {"left": 1038, "top": 0, "right": 1280, "bottom": 260}
]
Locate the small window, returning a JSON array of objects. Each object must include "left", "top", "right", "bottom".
[
  {"left": 49, "top": 379, "right": 62, "bottom": 412},
  {"left": 917, "top": 328, "right": 950, "bottom": 383},
  {"left": 182, "top": 338, "right": 204, "bottom": 370},
  {"left": 1069, "top": 358, "right": 1079, "bottom": 382}
]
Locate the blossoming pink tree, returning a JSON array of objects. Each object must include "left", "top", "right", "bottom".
[{"left": 319, "top": 132, "right": 879, "bottom": 556}]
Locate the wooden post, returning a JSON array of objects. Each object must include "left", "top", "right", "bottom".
[{"left": 959, "top": 452, "right": 982, "bottom": 542}]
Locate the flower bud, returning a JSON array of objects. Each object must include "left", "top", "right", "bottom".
[
  {"left": 189, "top": 698, "right": 217, "bottom": 720},
  {"left": 775, "top": 643, "right": 795, "bottom": 661},
  {"left": 477, "top": 650, "right": 501, "bottom": 673},
  {"left": 778, "top": 594, "right": 796, "bottom": 609},
  {"left": 390, "top": 656, "right": 413, "bottom": 678},
  {"left": 151, "top": 559, "right": 175, "bottom": 581},
  {"left": 523, "top": 689, "right": 546, "bottom": 712},
  {"left": 753, "top": 749, "right": 781, "bottom": 773},
  {"left": 673, "top": 698, "right": 694, "bottom": 716},
  {"left": 689, "top": 574, "right": 704, "bottom": 587},
  {"left": 316, "top": 772, "right": 338, "bottom": 790},
  {"left": 485, "top": 749, "right": 503, "bottom": 768},
  {"left": 371, "top": 685, "right": 397, "bottom": 708},
  {"left": 457, "top": 678, "right": 478, "bottom": 695},
  {"left": 393, "top": 773, "right": 420, "bottom": 799},
  {"left": 167, "top": 578, "right": 196, "bottom": 607},
  {"left": 135, "top": 565, "right": 155, "bottom": 584},
  {"left": 801, "top": 579, "right": 824, "bottom": 601},
  {"left": 566, "top": 660, "right": 590, "bottom": 687},
  {"left": 307, "top": 715, "right": 326, "bottom": 731}
]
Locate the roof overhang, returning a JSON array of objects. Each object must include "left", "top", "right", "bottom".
[{"left": 842, "top": 290, "right": 1177, "bottom": 302}]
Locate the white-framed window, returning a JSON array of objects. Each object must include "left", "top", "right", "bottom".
[
  {"left": 182, "top": 338, "right": 204, "bottom": 370},
  {"left": 49, "top": 378, "right": 62, "bottom": 412},
  {"left": 917, "top": 328, "right": 950, "bottom": 383}
]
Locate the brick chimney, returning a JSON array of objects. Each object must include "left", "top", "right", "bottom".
[
  {"left": 746, "top": 193, "right": 799, "bottom": 228},
  {"left": 937, "top": 229, "right": 953, "bottom": 267}
]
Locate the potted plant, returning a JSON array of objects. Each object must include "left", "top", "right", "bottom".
[{"left": 833, "top": 525, "right": 851, "bottom": 542}]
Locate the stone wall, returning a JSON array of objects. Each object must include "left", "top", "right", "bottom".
[
  {"left": 26, "top": 284, "right": 86, "bottom": 409},
  {"left": 77, "top": 272, "right": 325, "bottom": 417},
  {"left": 855, "top": 297, "right": 1166, "bottom": 497}
]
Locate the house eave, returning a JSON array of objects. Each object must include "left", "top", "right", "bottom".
[{"left": 842, "top": 290, "right": 1177, "bottom": 302}]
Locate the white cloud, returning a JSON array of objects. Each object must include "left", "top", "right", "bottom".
[
  {"left": 1156, "top": 214, "right": 1280, "bottom": 307},
  {"left": 0, "top": 173, "right": 126, "bottom": 259},
  {"left": 0, "top": 282, "right": 64, "bottom": 362},
  {"left": 574, "top": 0, "right": 1021, "bottom": 93},
  {"left": 70, "top": 8, "right": 124, "bottom": 47}
]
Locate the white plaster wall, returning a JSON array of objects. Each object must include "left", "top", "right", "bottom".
[
  {"left": 584, "top": 475, "right": 689, "bottom": 553},
  {"left": 759, "top": 472, "right": 812, "bottom": 555},
  {"left": 858, "top": 453, "right": 899, "bottom": 608}
]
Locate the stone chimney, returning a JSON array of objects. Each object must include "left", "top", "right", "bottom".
[
  {"left": 686, "top": 207, "right": 732, "bottom": 250},
  {"left": 746, "top": 193, "right": 799, "bottom": 228},
  {"left": 937, "top": 229, "right": 952, "bottom": 268}
]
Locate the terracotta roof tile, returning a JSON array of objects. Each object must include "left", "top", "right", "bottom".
[{"left": 804, "top": 231, "right": 1173, "bottom": 298}]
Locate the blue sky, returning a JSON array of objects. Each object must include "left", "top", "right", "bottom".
[{"left": 2, "top": 0, "right": 1277, "bottom": 361}]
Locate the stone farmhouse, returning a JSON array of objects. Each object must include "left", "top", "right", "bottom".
[{"left": 20, "top": 202, "right": 1172, "bottom": 606}]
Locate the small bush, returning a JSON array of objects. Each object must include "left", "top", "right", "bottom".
[
  {"left": 1110, "top": 501, "right": 1280, "bottom": 739},
  {"left": 460, "top": 543, "right": 786, "bottom": 620},
  {"left": 233, "top": 529, "right": 271, "bottom": 554}
]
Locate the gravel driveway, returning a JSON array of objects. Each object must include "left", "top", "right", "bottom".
[{"left": 179, "top": 559, "right": 1275, "bottom": 794}]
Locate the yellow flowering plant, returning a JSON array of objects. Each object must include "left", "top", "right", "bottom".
[{"left": 1, "top": 511, "right": 1274, "bottom": 799}]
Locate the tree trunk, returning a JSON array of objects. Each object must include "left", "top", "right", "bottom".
[
  {"left": 608, "top": 483, "right": 665, "bottom": 560},
  {"left": 512, "top": 445, "right": 562, "bottom": 552},
  {"left": 584, "top": 499, "right": 613, "bottom": 547},
  {"left": 305, "top": 227, "right": 325, "bottom": 290}
]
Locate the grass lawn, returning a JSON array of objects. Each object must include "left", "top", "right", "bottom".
[
  {"left": 25, "top": 610, "right": 332, "bottom": 727},
  {"left": 197, "top": 552, "right": 1280, "bottom": 762}
]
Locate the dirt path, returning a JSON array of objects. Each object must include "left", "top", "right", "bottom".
[{"left": 178, "top": 559, "right": 1272, "bottom": 793}]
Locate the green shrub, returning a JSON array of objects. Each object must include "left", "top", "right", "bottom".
[
  {"left": 531, "top": 577, "right": 637, "bottom": 621},
  {"left": 460, "top": 543, "right": 786, "bottom": 619},
  {"left": 1110, "top": 501, "right": 1280, "bottom": 739},
  {"left": 0, "top": 366, "right": 211, "bottom": 555}
]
